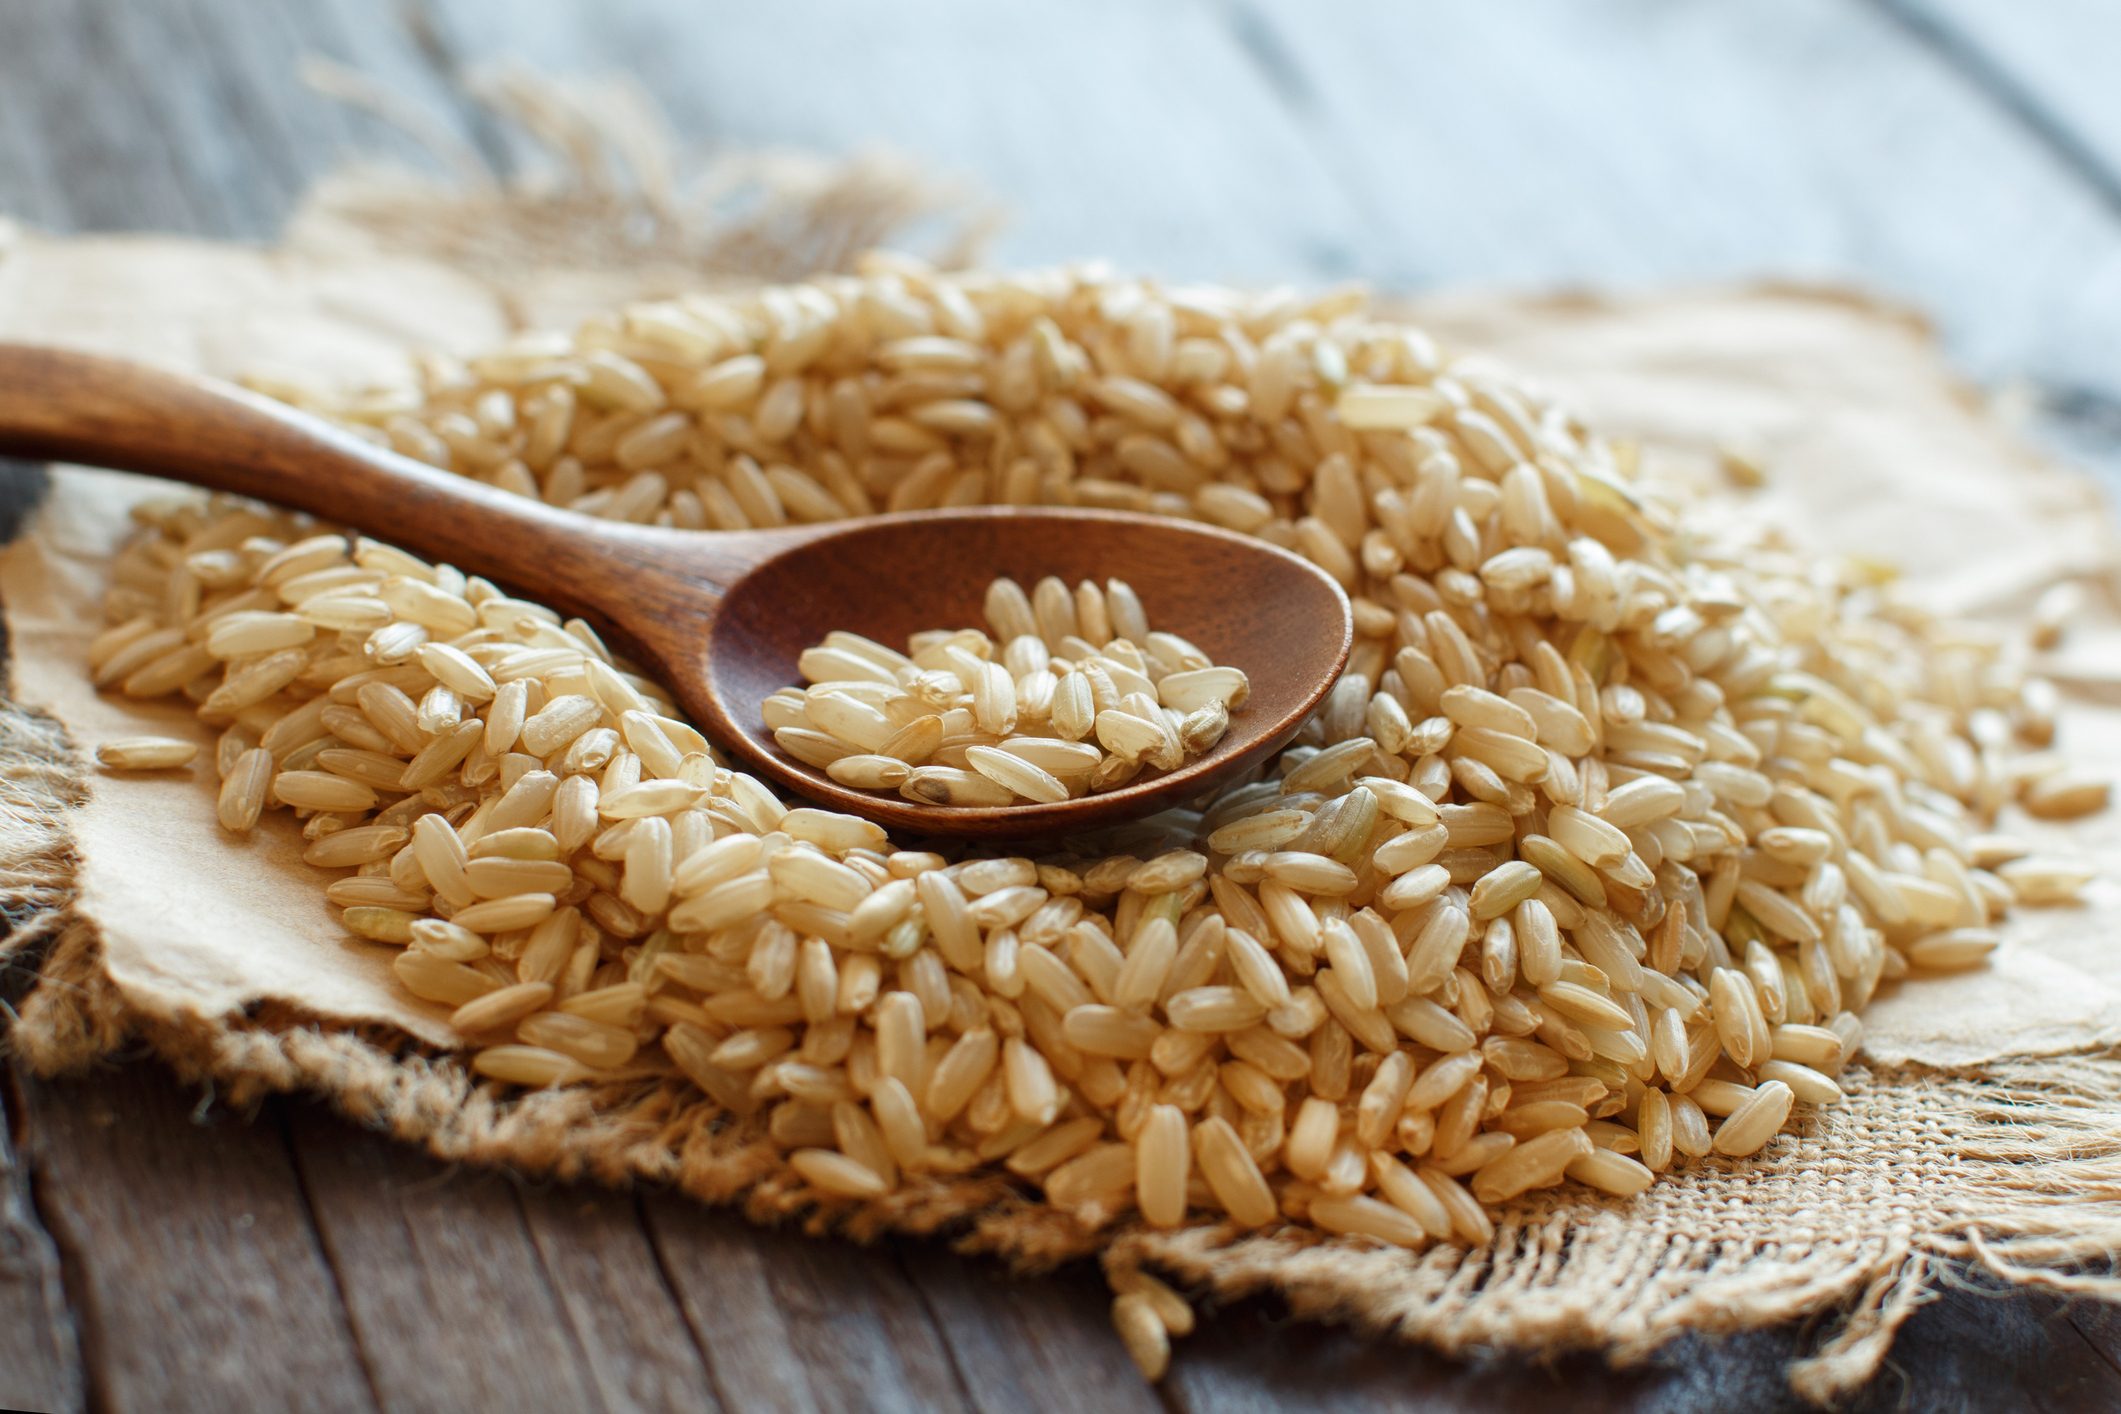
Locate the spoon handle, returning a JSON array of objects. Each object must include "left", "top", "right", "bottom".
[{"left": 0, "top": 343, "right": 739, "bottom": 625}]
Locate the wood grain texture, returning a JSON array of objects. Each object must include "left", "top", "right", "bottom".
[
  {"left": 893, "top": 1245, "right": 1164, "bottom": 1414},
  {"left": 1888, "top": 0, "right": 2121, "bottom": 213},
  {"left": 1870, "top": 1283, "right": 2121, "bottom": 1413},
  {"left": 287, "top": 1107, "right": 615, "bottom": 1414},
  {"left": 0, "top": 1070, "right": 82, "bottom": 1414},
  {"left": 1885, "top": 0, "right": 2121, "bottom": 459},
  {"left": 634, "top": 1198, "right": 823, "bottom": 1413},
  {"left": 13, "top": 1065, "right": 375, "bottom": 1414},
  {"left": 514, "top": 1187, "right": 724, "bottom": 1413},
  {"left": 0, "top": 0, "right": 473, "bottom": 237},
  {"left": 1224, "top": 0, "right": 2121, "bottom": 404},
  {"left": 0, "top": 2, "right": 207, "bottom": 232},
  {"left": 1161, "top": 1283, "right": 2121, "bottom": 1413},
  {"left": 423, "top": 0, "right": 1379, "bottom": 284},
  {"left": 641, "top": 1196, "right": 972, "bottom": 1414}
]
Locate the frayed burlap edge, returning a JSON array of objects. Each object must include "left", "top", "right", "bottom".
[{"left": 8, "top": 698, "right": 2121, "bottom": 1403}]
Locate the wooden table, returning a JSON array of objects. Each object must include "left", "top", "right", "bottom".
[{"left": 4, "top": 4, "right": 2120, "bottom": 1410}]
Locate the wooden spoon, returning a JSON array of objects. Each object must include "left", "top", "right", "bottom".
[{"left": 0, "top": 346, "right": 1353, "bottom": 837}]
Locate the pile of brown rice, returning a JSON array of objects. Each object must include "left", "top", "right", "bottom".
[{"left": 87, "top": 256, "right": 2104, "bottom": 1377}]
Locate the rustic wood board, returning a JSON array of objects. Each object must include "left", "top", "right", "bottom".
[
  {"left": 13, "top": 1066, "right": 374, "bottom": 1413},
  {"left": 0, "top": 1069, "right": 80, "bottom": 1413},
  {"left": 3, "top": 3, "right": 2120, "bottom": 1411}
]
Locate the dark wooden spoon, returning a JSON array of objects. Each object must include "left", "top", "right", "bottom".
[{"left": 0, "top": 345, "right": 1352, "bottom": 837}]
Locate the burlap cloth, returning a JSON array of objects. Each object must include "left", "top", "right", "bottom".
[{"left": 4, "top": 141, "right": 2121, "bottom": 1403}]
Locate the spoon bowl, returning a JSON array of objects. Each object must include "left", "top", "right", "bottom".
[
  {"left": 694, "top": 506, "right": 1350, "bottom": 835},
  {"left": 0, "top": 345, "right": 1354, "bottom": 838}
]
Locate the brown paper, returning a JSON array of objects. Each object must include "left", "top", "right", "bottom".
[{"left": 0, "top": 469, "right": 457, "bottom": 1046}]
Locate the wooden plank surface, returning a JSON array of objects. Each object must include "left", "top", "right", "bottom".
[
  {"left": 2, "top": 3, "right": 2120, "bottom": 1411},
  {"left": 14, "top": 1066, "right": 375, "bottom": 1414},
  {"left": 1892, "top": 0, "right": 2121, "bottom": 209},
  {"left": 641, "top": 1197, "right": 974, "bottom": 1414},
  {"left": 288, "top": 1109, "right": 614, "bottom": 1414},
  {"left": 0, "top": 0, "right": 475, "bottom": 234},
  {"left": 1892, "top": 0, "right": 2121, "bottom": 448},
  {"left": 1227, "top": 0, "right": 2121, "bottom": 410},
  {"left": 0, "top": 1069, "right": 80, "bottom": 1414},
  {"left": 424, "top": 0, "right": 1378, "bottom": 284},
  {"left": 514, "top": 1187, "right": 724, "bottom": 1413},
  {"left": 893, "top": 1243, "right": 1165, "bottom": 1414}
]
